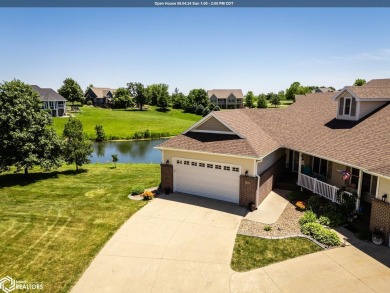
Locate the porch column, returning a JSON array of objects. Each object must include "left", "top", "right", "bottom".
[
  {"left": 298, "top": 152, "right": 302, "bottom": 186},
  {"left": 356, "top": 169, "right": 363, "bottom": 210}
]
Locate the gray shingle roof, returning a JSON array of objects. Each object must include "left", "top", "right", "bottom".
[{"left": 31, "top": 85, "right": 67, "bottom": 102}]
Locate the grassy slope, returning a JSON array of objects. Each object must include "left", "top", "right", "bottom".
[
  {"left": 53, "top": 106, "right": 201, "bottom": 140},
  {"left": 231, "top": 235, "right": 322, "bottom": 272},
  {"left": 0, "top": 164, "right": 160, "bottom": 293}
]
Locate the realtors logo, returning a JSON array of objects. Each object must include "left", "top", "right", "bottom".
[
  {"left": 0, "top": 276, "right": 43, "bottom": 292},
  {"left": 0, "top": 277, "right": 15, "bottom": 293}
]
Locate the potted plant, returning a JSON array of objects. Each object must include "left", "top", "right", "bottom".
[{"left": 372, "top": 228, "right": 384, "bottom": 245}]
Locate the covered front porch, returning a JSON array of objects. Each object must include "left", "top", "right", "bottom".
[{"left": 290, "top": 151, "right": 378, "bottom": 216}]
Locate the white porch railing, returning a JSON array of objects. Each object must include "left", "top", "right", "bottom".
[{"left": 298, "top": 173, "right": 353, "bottom": 204}]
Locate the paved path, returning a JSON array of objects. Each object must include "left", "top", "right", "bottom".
[
  {"left": 244, "top": 189, "right": 289, "bottom": 224},
  {"left": 72, "top": 193, "right": 390, "bottom": 293}
]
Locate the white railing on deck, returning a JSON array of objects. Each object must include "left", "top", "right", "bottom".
[{"left": 298, "top": 173, "right": 353, "bottom": 204}]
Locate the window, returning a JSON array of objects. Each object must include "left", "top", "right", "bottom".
[
  {"left": 176, "top": 160, "right": 182, "bottom": 164},
  {"left": 207, "top": 164, "right": 213, "bottom": 168},
  {"left": 362, "top": 173, "right": 377, "bottom": 197},
  {"left": 232, "top": 167, "right": 239, "bottom": 172},
  {"left": 224, "top": 166, "right": 230, "bottom": 171},
  {"left": 199, "top": 163, "right": 205, "bottom": 167},
  {"left": 351, "top": 168, "right": 359, "bottom": 186},
  {"left": 312, "top": 157, "right": 328, "bottom": 177},
  {"left": 340, "top": 97, "right": 356, "bottom": 117},
  {"left": 191, "top": 162, "right": 197, "bottom": 166},
  {"left": 215, "top": 165, "right": 221, "bottom": 170},
  {"left": 184, "top": 161, "right": 189, "bottom": 165},
  {"left": 344, "top": 98, "right": 351, "bottom": 115}
]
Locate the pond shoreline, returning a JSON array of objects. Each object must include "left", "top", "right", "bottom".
[
  {"left": 92, "top": 139, "right": 168, "bottom": 164},
  {"left": 92, "top": 136, "right": 174, "bottom": 142}
]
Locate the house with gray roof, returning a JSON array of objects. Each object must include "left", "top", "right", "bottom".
[
  {"left": 31, "top": 85, "right": 67, "bottom": 117},
  {"left": 85, "top": 87, "right": 116, "bottom": 107},
  {"left": 208, "top": 89, "right": 244, "bottom": 109},
  {"left": 157, "top": 78, "right": 390, "bottom": 244}
]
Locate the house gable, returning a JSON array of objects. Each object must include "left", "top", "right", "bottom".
[{"left": 184, "top": 114, "right": 242, "bottom": 136}]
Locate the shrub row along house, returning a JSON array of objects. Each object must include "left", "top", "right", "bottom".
[
  {"left": 31, "top": 85, "right": 67, "bottom": 117},
  {"left": 157, "top": 79, "right": 390, "bottom": 244}
]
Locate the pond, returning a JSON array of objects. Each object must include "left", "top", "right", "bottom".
[{"left": 91, "top": 139, "right": 167, "bottom": 164}]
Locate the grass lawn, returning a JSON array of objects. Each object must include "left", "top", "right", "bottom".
[
  {"left": 231, "top": 235, "right": 323, "bottom": 272},
  {"left": 0, "top": 164, "right": 160, "bottom": 292},
  {"left": 53, "top": 106, "right": 201, "bottom": 140},
  {"left": 267, "top": 100, "right": 294, "bottom": 108}
]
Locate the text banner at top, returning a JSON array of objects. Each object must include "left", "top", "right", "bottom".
[{"left": 1, "top": 0, "right": 390, "bottom": 8}]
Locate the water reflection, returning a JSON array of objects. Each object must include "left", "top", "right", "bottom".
[{"left": 91, "top": 139, "right": 166, "bottom": 164}]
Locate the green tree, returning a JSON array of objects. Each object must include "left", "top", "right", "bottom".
[
  {"left": 0, "top": 80, "right": 63, "bottom": 175},
  {"left": 62, "top": 118, "right": 93, "bottom": 170},
  {"left": 285, "top": 82, "right": 310, "bottom": 101},
  {"left": 213, "top": 105, "right": 221, "bottom": 111},
  {"left": 188, "top": 89, "right": 209, "bottom": 107},
  {"left": 111, "top": 154, "right": 118, "bottom": 168},
  {"left": 171, "top": 88, "right": 187, "bottom": 109},
  {"left": 270, "top": 94, "right": 281, "bottom": 108},
  {"left": 58, "top": 78, "right": 84, "bottom": 106},
  {"left": 146, "top": 84, "right": 170, "bottom": 107},
  {"left": 354, "top": 79, "right": 366, "bottom": 86},
  {"left": 127, "top": 82, "right": 149, "bottom": 110},
  {"left": 257, "top": 94, "right": 268, "bottom": 108},
  {"left": 277, "top": 90, "right": 285, "bottom": 100},
  {"left": 202, "top": 107, "right": 211, "bottom": 117},
  {"left": 245, "top": 91, "right": 255, "bottom": 108},
  {"left": 95, "top": 125, "right": 105, "bottom": 142},
  {"left": 195, "top": 104, "right": 205, "bottom": 115},
  {"left": 113, "top": 87, "right": 134, "bottom": 109}
]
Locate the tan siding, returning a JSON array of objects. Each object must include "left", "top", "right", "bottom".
[
  {"left": 162, "top": 149, "right": 256, "bottom": 176},
  {"left": 328, "top": 162, "right": 347, "bottom": 187},
  {"left": 358, "top": 101, "right": 386, "bottom": 120},
  {"left": 257, "top": 148, "right": 285, "bottom": 174},
  {"left": 194, "top": 117, "right": 233, "bottom": 132},
  {"left": 377, "top": 177, "right": 390, "bottom": 203}
]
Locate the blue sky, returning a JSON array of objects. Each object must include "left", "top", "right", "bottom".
[{"left": 1, "top": 8, "right": 390, "bottom": 94}]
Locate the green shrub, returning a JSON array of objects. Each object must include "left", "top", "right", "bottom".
[
  {"left": 301, "top": 222, "right": 341, "bottom": 246},
  {"left": 131, "top": 185, "right": 145, "bottom": 195},
  {"left": 288, "top": 190, "right": 310, "bottom": 202},
  {"left": 299, "top": 210, "right": 317, "bottom": 226},
  {"left": 323, "top": 212, "right": 345, "bottom": 227},
  {"left": 307, "top": 195, "right": 325, "bottom": 213},
  {"left": 301, "top": 222, "right": 322, "bottom": 236},
  {"left": 195, "top": 104, "right": 204, "bottom": 115},
  {"left": 144, "top": 129, "right": 151, "bottom": 139},
  {"left": 95, "top": 124, "right": 106, "bottom": 142},
  {"left": 264, "top": 225, "right": 272, "bottom": 231},
  {"left": 86, "top": 100, "right": 93, "bottom": 106},
  {"left": 318, "top": 216, "right": 330, "bottom": 226}
]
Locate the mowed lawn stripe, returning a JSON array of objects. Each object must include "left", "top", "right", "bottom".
[{"left": 0, "top": 164, "right": 160, "bottom": 293}]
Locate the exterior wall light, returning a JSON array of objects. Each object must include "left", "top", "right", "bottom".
[
  {"left": 382, "top": 193, "right": 388, "bottom": 202},
  {"left": 166, "top": 160, "right": 169, "bottom": 164},
  {"left": 245, "top": 171, "right": 248, "bottom": 176}
]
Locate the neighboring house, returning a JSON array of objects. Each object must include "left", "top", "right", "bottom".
[
  {"left": 312, "top": 87, "right": 334, "bottom": 93},
  {"left": 85, "top": 87, "right": 116, "bottom": 107},
  {"left": 31, "top": 85, "right": 67, "bottom": 117},
  {"left": 208, "top": 89, "right": 244, "bottom": 109},
  {"left": 157, "top": 79, "right": 390, "bottom": 244}
]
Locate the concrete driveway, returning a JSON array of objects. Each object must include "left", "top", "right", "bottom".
[{"left": 72, "top": 193, "right": 390, "bottom": 293}]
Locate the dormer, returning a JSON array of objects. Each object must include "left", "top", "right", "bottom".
[{"left": 332, "top": 83, "right": 390, "bottom": 121}]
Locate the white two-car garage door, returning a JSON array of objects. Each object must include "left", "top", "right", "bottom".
[{"left": 173, "top": 157, "right": 240, "bottom": 203}]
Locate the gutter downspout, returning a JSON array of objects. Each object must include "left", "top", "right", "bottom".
[{"left": 255, "top": 160, "right": 263, "bottom": 206}]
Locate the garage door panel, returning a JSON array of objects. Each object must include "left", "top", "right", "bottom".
[{"left": 173, "top": 158, "right": 240, "bottom": 203}]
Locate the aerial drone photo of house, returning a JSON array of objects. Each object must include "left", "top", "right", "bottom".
[{"left": 158, "top": 79, "right": 390, "bottom": 243}]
